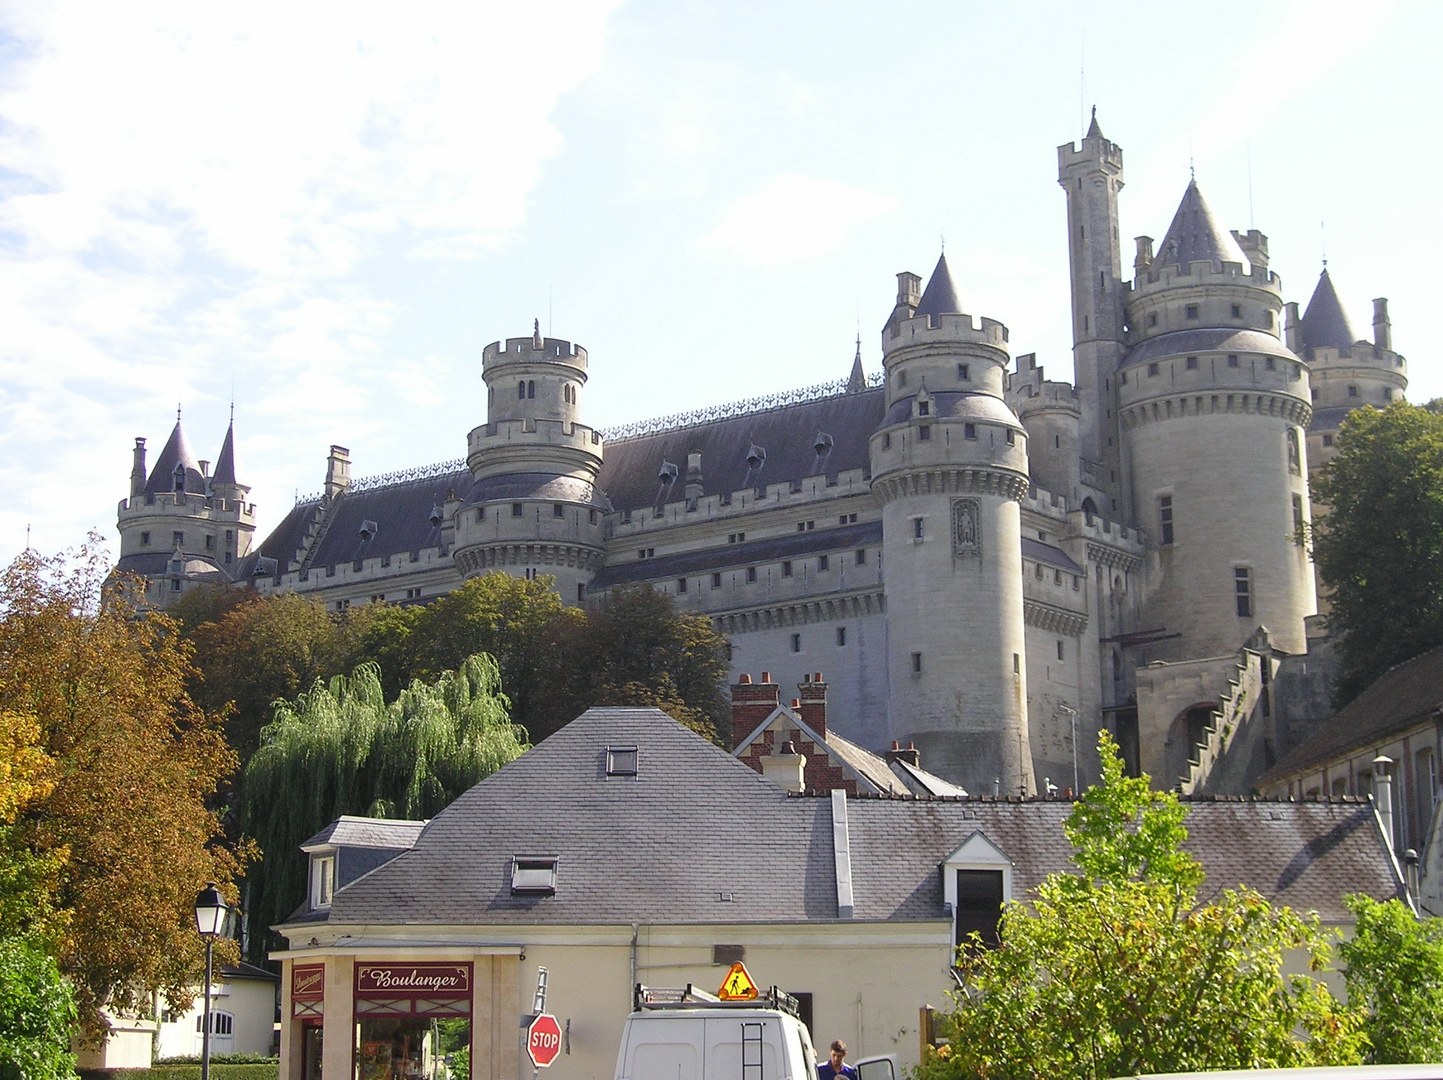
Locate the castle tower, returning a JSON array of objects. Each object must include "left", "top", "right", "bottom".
[
  {"left": 871, "top": 255, "right": 1035, "bottom": 794},
  {"left": 453, "top": 320, "right": 608, "bottom": 604},
  {"left": 1058, "top": 110, "right": 1127, "bottom": 522},
  {"left": 115, "top": 411, "right": 257, "bottom": 608},
  {"left": 1286, "top": 269, "right": 1407, "bottom": 474},
  {"left": 1120, "top": 182, "right": 1315, "bottom": 658}
]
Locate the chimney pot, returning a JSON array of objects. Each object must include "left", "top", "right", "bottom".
[
  {"left": 739, "top": 673, "right": 752, "bottom": 684},
  {"left": 791, "top": 698, "right": 801, "bottom": 709},
  {"left": 762, "top": 671, "right": 771, "bottom": 683}
]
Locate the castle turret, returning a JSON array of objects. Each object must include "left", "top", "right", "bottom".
[
  {"left": 115, "top": 412, "right": 257, "bottom": 608},
  {"left": 1119, "top": 181, "right": 1315, "bottom": 658},
  {"left": 870, "top": 254, "right": 1035, "bottom": 795},
  {"left": 1058, "top": 110, "right": 1127, "bottom": 522},
  {"left": 453, "top": 320, "right": 608, "bottom": 604},
  {"left": 1295, "top": 269, "right": 1407, "bottom": 473}
]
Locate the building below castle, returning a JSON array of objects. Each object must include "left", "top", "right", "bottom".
[{"left": 115, "top": 115, "right": 1408, "bottom": 795}]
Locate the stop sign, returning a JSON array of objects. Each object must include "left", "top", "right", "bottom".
[{"left": 527, "top": 1012, "right": 563, "bottom": 1068}]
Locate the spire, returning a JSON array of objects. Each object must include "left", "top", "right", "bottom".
[
  {"left": 1152, "top": 180, "right": 1248, "bottom": 272},
  {"left": 847, "top": 335, "right": 866, "bottom": 393},
  {"left": 1086, "top": 104, "right": 1102, "bottom": 139},
  {"left": 1298, "top": 268, "right": 1359, "bottom": 358},
  {"left": 212, "top": 418, "right": 240, "bottom": 489},
  {"left": 143, "top": 415, "right": 207, "bottom": 496},
  {"left": 914, "top": 253, "right": 963, "bottom": 322}
]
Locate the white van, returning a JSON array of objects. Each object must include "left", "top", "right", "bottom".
[{"left": 615, "top": 985, "right": 897, "bottom": 1080}]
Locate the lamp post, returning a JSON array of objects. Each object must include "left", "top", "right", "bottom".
[{"left": 193, "top": 883, "right": 228, "bottom": 1080}]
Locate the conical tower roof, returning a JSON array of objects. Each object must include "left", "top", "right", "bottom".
[
  {"left": 847, "top": 335, "right": 866, "bottom": 393},
  {"left": 212, "top": 418, "right": 240, "bottom": 488},
  {"left": 1298, "top": 269, "right": 1359, "bottom": 357},
  {"left": 914, "top": 253, "right": 962, "bottom": 321},
  {"left": 1152, "top": 180, "right": 1248, "bottom": 272},
  {"left": 1086, "top": 105, "right": 1104, "bottom": 140},
  {"left": 143, "top": 414, "right": 207, "bottom": 496}
]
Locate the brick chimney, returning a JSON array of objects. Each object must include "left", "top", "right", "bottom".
[
  {"left": 797, "top": 673, "right": 827, "bottom": 739},
  {"left": 730, "top": 672, "right": 780, "bottom": 749},
  {"left": 885, "top": 741, "right": 921, "bottom": 768}
]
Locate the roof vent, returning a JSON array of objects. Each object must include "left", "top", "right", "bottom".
[
  {"left": 746, "top": 444, "right": 766, "bottom": 469},
  {"left": 358, "top": 519, "right": 379, "bottom": 541},
  {"left": 511, "top": 855, "right": 558, "bottom": 895},
  {"left": 428, "top": 505, "right": 444, "bottom": 525}
]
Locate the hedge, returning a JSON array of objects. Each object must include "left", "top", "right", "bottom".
[{"left": 79, "top": 1065, "right": 278, "bottom": 1080}]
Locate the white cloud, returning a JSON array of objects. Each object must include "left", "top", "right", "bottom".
[{"left": 699, "top": 175, "right": 896, "bottom": 266}]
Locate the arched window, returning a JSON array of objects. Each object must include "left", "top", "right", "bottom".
[
  {"left": 518, "top": 382, "right": 525, "bottom": 400},
  {"left": 527, "top": 380, "right": 536, "bottom": 399}
]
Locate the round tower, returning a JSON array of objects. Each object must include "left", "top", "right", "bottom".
[
  {"left": 871, "top": 255, "right": 1035, "bottom": 795},
  {"left": 1121, "top": 183, "right": 1315, "bottom": 658},
  {"left": 453, "top": 321, "right": 608, "bottom": 604}
]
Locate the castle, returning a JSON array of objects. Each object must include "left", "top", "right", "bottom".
[{"left": 115, "top": 115, "right": 1407, "bottom": 795}]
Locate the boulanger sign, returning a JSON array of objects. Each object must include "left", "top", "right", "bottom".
[
  {"left": 291, "top": 964, "right": 325, "bottom": 1018},
  {"left": 354, "top": 963, "right": 471, "bottom": 999}
]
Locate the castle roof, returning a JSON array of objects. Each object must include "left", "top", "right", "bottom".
[
  {"left": 1121, "top": 328, "right": 1300, "bottom": 370},
  {"left": 1086, "top": 107, "right": 1104, "bottom": 140},
  {"left": 143, "top": 417, "right": 208, "bottom": 496},
  {"left": 1152, "top": 180, "right": 1249, "bottom": 273},
  {"left": 1298, "top": 269, "right": 1360, "bottom": 358},
  {"left": 212, "top": 420, "right": 240, "bottom": 488},
  {"left": 914, "top": 252, "right": 963, "bottom": 321}
]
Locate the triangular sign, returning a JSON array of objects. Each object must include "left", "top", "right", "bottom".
[{"left": 718, "top": 961, "right": 758, "bottom": 1000}]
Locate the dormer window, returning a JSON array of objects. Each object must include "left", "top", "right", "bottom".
[
  {"left": 918, "top": 400, "right": 930, "bottom": 416},
  {"left": 607, "top": 746, "right": 638, "bottom": 776},
  {"left": 311, "top": 854, "right": 336, "bottom": 910},
  {"left": 511, "top": 856, "right": 558, "bottom": 895},
  {"left": 173, "top": 463, "right": 186, "bottom": 492}
]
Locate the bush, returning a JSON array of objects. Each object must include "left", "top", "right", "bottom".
[{"left": 78, "top": 1066, "right": 277, "bottom": 1080}]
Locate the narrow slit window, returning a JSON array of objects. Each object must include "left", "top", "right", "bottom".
[
  {"left": 1158, "top": 495, "right": 1174, "bottom": 546},
  {"left": 1235, "top": 567, "right": 1253, "bottom": 618}
]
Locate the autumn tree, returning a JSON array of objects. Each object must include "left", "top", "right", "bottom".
[
  {"left": 240, "top": 655, "right": 527, "bottom": 963},
  {"left": 1311, "top": 403, "right": 1443, "bottom": 704},
  {"left": 0, "top": 541, "right": 245, "bottom": 1036},
  {"left": 1339, "top": 895, "right": 1443, "bottom": 1063},
  {"left": 916, "top": 733, "right": 1365, "bottom": 1080}
]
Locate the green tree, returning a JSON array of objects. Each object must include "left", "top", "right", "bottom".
[
  {"left": 1339, "top": 895, "right": 1443, "bottom": 1063},
  {"left": 240, "top": 655, "right": 528, "bottom": 963},
  {"left": 915, "top": 733, "right": 1365, "bottom": 1080},
  {"left": 0, "top": 934, "right": 77, "bottom": 1080},
  {"left": 1311, "top": 402, "right": 1443, "bottom": 704}
]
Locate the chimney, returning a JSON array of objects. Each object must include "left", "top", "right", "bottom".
[
  {"left": 730, "top": 672, "right": 780, "bottom": 750},
  {"left": 325, "top": 445, "right": 351, "bottom": 499},
  {"left": 685, "top": 451, "right": 704, "bottom": 508},
  {"left": 896, "top": 271, "right": 921, "bottom": 309},
  {"left": 760, "top": 739, "right": 805, "bottom": 794},
  {"left": 797, "top": 673, "right": 827, "bottom": 739},
  {"left": 1373, "top": 754, "right": 1396, "bottom": 854},
  {"left": 1373, "top": 298, "right": 1392, "bottom": 352},
  {"left": 1284, "top": 302, "right": 1302, "bottom": 354},
  {"left": 130, "top": 437, "right": 148, "bottom": 498},
  {"left": 199, "top": 460, "right": 210, "bottom": 479},
  {"left": 1133, "top": 235, "right": 1154, "bottom": 275},
  {"left": 1405, "top": 848, "right": 1421, "bottom": 911},
  {"left": 885, "top": 740, "right": 921, "bottom": 768}
]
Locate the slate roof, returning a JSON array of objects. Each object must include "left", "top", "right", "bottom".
[
  {"left": 114, "top": 552, "right": 230, "bottom": 582},
  {"left": 1258, "top": 644, "right": 1443, "bottom": 785},
  {"left": 1151, "top": 181, "right": 1249, "bottom": 273},
  {"left": 316, "top": 708, "right": 836, "bottom": 926},
  {"left": 1121, "top": 328, "right": 1299, "bottom": 370},
  {"left": 590, "top": 520, "right": 882, "bottom": 589},
  {"left": 212, "top": 421, "right": 240, "bottom": 487},
  {"left": 301, "top": 815, "right": 428, "bottom": 851},
  {"left": 882, "top": 392, "right": 1023, "bottom": 428},
  {"left": 1021, "top": 537, "right": 1084, "bottom": 574},
  {"left": 1309, "top": 406, "right": 1355, "bottom": 434},
  {"left": 845, "top": 796, "right": 1401, "bottom": 923},
  {"left": 596, "top": 388, "right": 885, "bottom": 513},
  {"left": 294, "top": 709, "right": 1400, "bottom": 934},
  {"left": 1299, "top": 269, "right": 1361, "bottom": 358},
  {"left": 144, "top": 419, "right": 208, "bottom": 496},
  {"left": 914, "top": 253, "right": 963, "bottom": 322}
]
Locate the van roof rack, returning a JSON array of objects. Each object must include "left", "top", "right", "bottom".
[{"left": 634, "top": 983, "right": 800, "bottom": 1017}]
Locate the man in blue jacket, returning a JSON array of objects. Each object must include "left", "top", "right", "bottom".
[{"left": 818, "top": 1039, "right": 858, "bottom": 1079}]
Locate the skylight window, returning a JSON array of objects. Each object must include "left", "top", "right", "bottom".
[
  {"left": 511, "top": 856, "right": 558, "bottom": 895},
  {"left": 607, "top": 746, "right": 638, "bottom": 776}
]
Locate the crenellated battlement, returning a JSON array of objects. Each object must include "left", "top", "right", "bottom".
[
  {"left": 1057, "top": 136, "right": 1124, "bottom": 174},
  {"left": 482, "top": 336, "right": 588, "bottom": 370},
  {"left": 1130, "top": 257, "right": 1281, "bottom": 298},
  {"left": 117, "top": 492, "right": 256, "bottom": 522},
  {"left": 883, "top": 312, "right": 1009, "bottom": 356},
  {"left": 468, "top": 416, "right": 603, "bottom": 451}
]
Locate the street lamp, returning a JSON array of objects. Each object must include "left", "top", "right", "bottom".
[{"left": 193, "top": 883, "right": 228, "bottom": 1080}]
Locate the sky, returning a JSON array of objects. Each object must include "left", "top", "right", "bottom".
[{"left": 0, "top": 0, "right": 1437, "bottom": 564}]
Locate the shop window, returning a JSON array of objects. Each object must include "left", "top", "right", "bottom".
[{"left": 511, "top": 856, "right": 558, "bottom": 894}]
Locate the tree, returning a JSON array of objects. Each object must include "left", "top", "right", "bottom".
[
  {"left": 1338, "top": 895, "right": 1443, "bottom": 1063},
  {"left": 0, "top": 934, "right": 77, "bottom": 1080},
  {"left": 916, "top": 733, "right": 1365, "bottom": 1080},
  {"left": 0, "top": 541, "right": 246, "bottom": 1036},
  {"left": 1311, "top": 403, "right": 1443, "bottom": 704},
  {"left": 240, "top": 655, "right": 528, "bottom": 963}
]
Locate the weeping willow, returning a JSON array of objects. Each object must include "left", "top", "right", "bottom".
[{"left": 239, "top": 654, "right": 527, "bottom": 962}]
